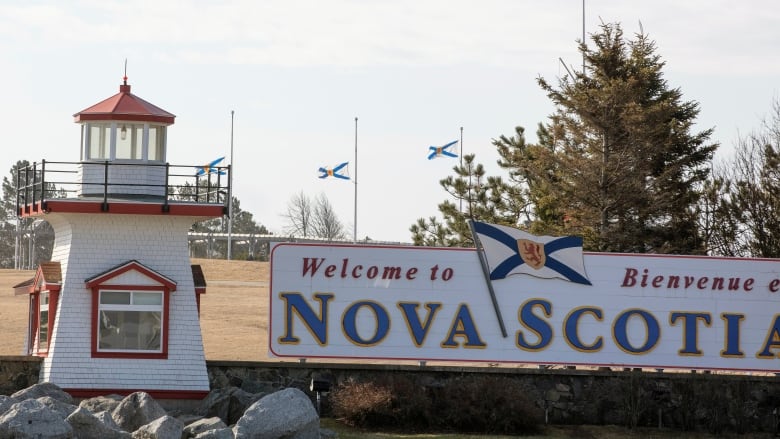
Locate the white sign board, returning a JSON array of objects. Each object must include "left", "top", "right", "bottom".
[{"left": 269, "top": 243, "right": 780, "bottom": 372}]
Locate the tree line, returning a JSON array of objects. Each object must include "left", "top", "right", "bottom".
[{"left": 411, "top": 22, "right": 780, "bottom": 259}]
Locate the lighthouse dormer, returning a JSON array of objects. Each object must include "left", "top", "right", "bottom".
[{"left": 74, "top": 77, "right": 175, "bottom": 198}]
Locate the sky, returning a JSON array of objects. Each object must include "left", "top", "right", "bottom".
[{"left": 1, "top": 1, "right": 779, "bottom": 243}]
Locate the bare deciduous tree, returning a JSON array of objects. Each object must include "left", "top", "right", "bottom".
[{"left": 283, "top": 191, "right": 346, "bottom": 240}]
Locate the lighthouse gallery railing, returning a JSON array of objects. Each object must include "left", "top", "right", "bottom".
[{"left": 16, "top": 160, "right": 231, "bottom": 216}]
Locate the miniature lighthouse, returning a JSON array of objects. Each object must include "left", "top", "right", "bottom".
[{"left": 14, "top": 76, "right": 228, "bottom": 399}]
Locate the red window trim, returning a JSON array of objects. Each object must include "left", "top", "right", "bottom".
[
  {"left": 28, "top": 289, "right": 60, "bottom": 358},
  {"left": 90, "top": 285, "right": 171, "bottom": 359}
]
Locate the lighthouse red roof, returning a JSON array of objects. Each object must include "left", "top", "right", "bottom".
[{"left": 73, "top": 80, "right": 175, "bottom": 124}]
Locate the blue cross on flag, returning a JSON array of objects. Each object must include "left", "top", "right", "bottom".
[
  {"left": 318, "top": 162, "right": 350, "bottom": 180},
  {"left": 195, "top": 156, "right": 226, "bottom": 176},
  {"left": 472, "top": 220, "right": 591, "bottom": 285},
  {"left": 427, "top": 140, "right": 459, "bottom": 160}
]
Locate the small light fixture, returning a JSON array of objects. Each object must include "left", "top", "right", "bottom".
[{"left": 120, "top": 124, "right": 128, "bottom": 141}]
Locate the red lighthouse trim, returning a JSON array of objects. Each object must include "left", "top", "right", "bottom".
[{"left": 86, "top": 260, "right": 176, "bottom": 360}]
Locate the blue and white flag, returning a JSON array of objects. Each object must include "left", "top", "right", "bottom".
[
  {"left": 472, "top": 220, "right": 591, "bottom": 285},
  {"left": 195, "top": 156, "right": 226, "bottom": 176},
  {"left": 427, "top": 140, "right": 458, "bottom": 160},
  {"left": 318, "top": 162, "right": 350, "bottom": 180}
]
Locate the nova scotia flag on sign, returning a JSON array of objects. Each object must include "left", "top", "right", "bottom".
[{"left": 472, "top": 220, "right": 591, "bottom": 285}]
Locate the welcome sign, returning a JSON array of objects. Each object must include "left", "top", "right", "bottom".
[{"left": 269, "top": 232, "right": 780, "bottom": 372}]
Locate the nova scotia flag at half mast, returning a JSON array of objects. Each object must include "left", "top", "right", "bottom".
[
  {"left": 427, "top": 140, "right": 459, "bottom": 160},
  {"left": 471, "top": 220, "right": 591, "bottom": 285},
  {"left": 318, "top": 162, "right": 350, "bottom": 180}
]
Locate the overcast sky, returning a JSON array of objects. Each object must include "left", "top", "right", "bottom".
[{"left": 1, "top": 1, "right": 778, "bottom": 242}]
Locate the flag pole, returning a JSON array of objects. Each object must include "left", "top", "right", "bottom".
[
  {"left": 468, "top": 220, "right": 508, "bottom": 338},
  {"left": 353, "top": 116, "right": 358, "bottom": 243},
  {"left": 227, "top": 110, "right": 234, "bottom": 260},
  {"left": 459, "top": 126, "right": 463, "bottom": 213}
]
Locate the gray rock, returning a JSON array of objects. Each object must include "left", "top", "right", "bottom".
[
  {"left": 196, "top": 387, "right": 262, "bottom": 426},
  {"left": 193, "top": 427, "right": 235, "bottom": 439},
  {"left": 112, "top": 391, "right": 167, "bottom": 432},
  {"left": 183, "top": 416, "right": 228, "bottom": 438},
  {"left": 37, "top": 395, "right": 78, "bottom": 419},
  {"left": 95, "top": 409, "right": 122, "bottom": 429},
  {"left": 0, "top": 398, "right": 74, "bottom": 438},
  {"left": 66, "top": 406, "right": 132, "bottom": 439},
  {"left": 0, "top": 394, "right": 16, "bottom": 416},
  {"left": 131, "top": 415, "right": 184, "bottom": 439},
  {"left": 11, "top": 381, "right": 74, "bottom": 405},
  {"left": 232, "top": 388, "right": 319, "bottom": 439},
  {"left": 80, "top": 394, "right": 124, "bottom": 414}
]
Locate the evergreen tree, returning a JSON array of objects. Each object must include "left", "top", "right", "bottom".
[
  {"left": 410, "top": 154, "right": 528, "bottom": 247},
  {"left": 532, "top": 22, "right": 717, "bottom": 252},
  {"left": 412, "top": 22, "right": 717, "bottom": 254}
]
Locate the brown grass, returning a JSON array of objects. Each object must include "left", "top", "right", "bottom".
[{"left": 0, "top": 258, "right": 271, "bottom": 361}]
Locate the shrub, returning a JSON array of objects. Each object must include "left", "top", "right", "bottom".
[
  {"left": 329, "top": 374, "right": 541, "bottom": 435},
  {"left": 329, "top": 379, "right": 394, "bottom": 427}
]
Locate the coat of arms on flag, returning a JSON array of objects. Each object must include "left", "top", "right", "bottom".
[
  {"left": 427, "top": 140, "right": 459, "bottom": 160},
  {"left": 471, "top": 220, "right": 591, "bottom": 285},
  {"left": 318, "top": 162, "right": 350, "bottom": 180}
]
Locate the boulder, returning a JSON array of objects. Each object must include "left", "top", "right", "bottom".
[
  {"left": 95, "top": 410, "right": 122, "bottom": 429},
  {"left": 0, "top": 394, "right": 16, "bottom": 416},
  {"left": 112, "top": 391, "right": 167, "bottom": 432},
  {"left": 232, "top": 388, "right": 319, "bottom": 439},
  {"left": 79, "top": 394, "right": 124, "bottom": 414},
  {"left": 66, "top": 406, "right": 132, "bottom": 439},
  {"left": 11, "top": 381, "right": 74, "bottom": 405},
  {"left": 131, "top": 415, "right": 184, "bottom": 439},
  {"left": 37, "top": 395, "right": 78, "bottom": 419},
  {"left": 183, "top": 416, "right": 228, "bottom": 438},
  {"left": 193, "top": 427, "right": 235, "bottom": 439},
  {"left": 0, "top": 398, "right": 74, "bottom": 438},
  {"left": 196, "top": 387, "right": 263, "bottom": 425}
]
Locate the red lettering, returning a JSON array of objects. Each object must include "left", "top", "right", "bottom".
[
  {"left": 770, "top": 279, "right": 780, "bottom": 293},
  {"left": 697, "top": 277, "right": 709, "bottom": 289},
  {"left": 621, "top": 268, "right": 638, "bottom": 287},
  {"left": 302, "top": 258, "right": 325, "bottom": 276},
  {"left": 324, "top": 264, "right": 337, "bottom": 277},
  {"left": 406, "top": 267, "right": 418, "bottom": 280}
]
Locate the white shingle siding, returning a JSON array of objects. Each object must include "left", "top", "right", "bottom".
[
  {"left": 78, "top": 163, "right": 167, "bottom": 197},
  {"left": 42, "top": 212, "right": 209, "bottom": 392}
]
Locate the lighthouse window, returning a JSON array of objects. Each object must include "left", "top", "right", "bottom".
[
  {"left": 88, "top": 124, "right": 110, "bottom": 159},
  {"left": 148, "top": 126, "right": 165, "bottom": 161},
  {"left": 116, "top": 124, "right": 143, "bottom": 160},
  {"left": 38, "top": 292, "right": 49, "bottom": 351},
  {"left": 98, "top": 290, "right": 163, "bottom": 352}
]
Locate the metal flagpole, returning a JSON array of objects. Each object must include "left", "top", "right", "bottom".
[
  {"left": 353, "top": 117, "right": 358, "bottom": 243},
  {"left": 468, "top": 220, "right": 508, "bottom": 338},
  {"left": 459, "top": 126, "right": 463, "bottom": 213},
  {"left": 227, "top": 110, "right": 234, "bottom": 260}
]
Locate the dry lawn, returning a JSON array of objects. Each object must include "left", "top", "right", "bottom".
[{"left": 0, "top": 258, "right": 271, "bottom": 361}]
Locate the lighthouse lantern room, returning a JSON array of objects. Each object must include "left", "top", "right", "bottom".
[{"left": 14, "top": 76, "right": 229, "bottom": 399}]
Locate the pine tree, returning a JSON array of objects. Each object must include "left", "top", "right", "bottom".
[
  {"left": 532, "top": 22, "right": 717, "bottom": 252},
  {"left": 410, "top": 154, "right": 529, "bottom": 247}
]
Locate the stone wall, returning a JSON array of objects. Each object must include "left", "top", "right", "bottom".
[
  {"left": 4, "top": 356, "right": 780, "bottom": 434},
  {"left": 0, "top": 356, "right": 41, "bottom": 396}
]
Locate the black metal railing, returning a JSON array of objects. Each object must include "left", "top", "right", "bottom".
[{"left": 16, "top": 160, "right": 231, "bottom": 216}]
